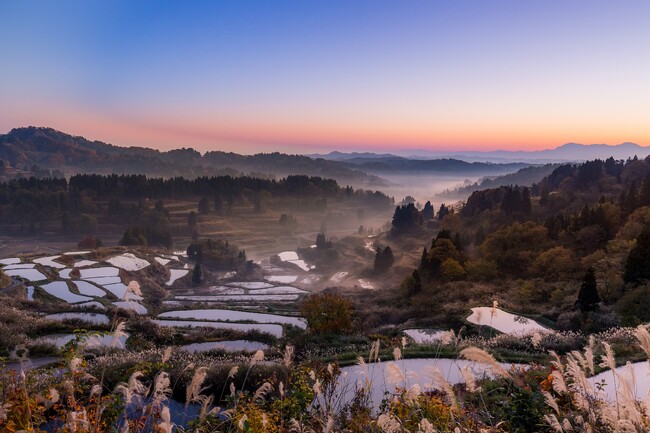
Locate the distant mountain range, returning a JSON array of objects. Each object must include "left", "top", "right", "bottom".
[
  {"left": 310, "top": 142, "right": 650, "bottom": 164},
  {"left": 0, "top": 127, "right": 540, "bottom": 184}
]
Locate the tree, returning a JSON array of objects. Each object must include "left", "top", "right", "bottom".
[
  {"left": 300, "top": 291, "right": 353, "bottom": 334},
  {"left": 400, "top": 269, "right": 422, "bottom": 296},
  {"left": 624, "top": 181, "right": 639, "bottom": 214},
  {"left": 279, "top": 213, "right": 297, "bottom": 227},
  {"left": 429, "top": 238, "right": 461, "bottom": 277},
  {"left": 391, "top": 203, "right": 422, "bottom": 233},
  {"left": 481, "top": 222, "right": 548, "bottom": 276},
  {"left": 440, "top": 259, "right": 466, "bottom": 281},
  {"left": 374, "top": 246, "right": 394, "bottom": 273},
  {"left": 422, "top": 201, "right": 434, "bottom": 220},
  {"left": 383, "top": 246, "right": 394, "bottom": 268},
  {"left": 120, "top": 227, "right": 148, "bottom": 246},
  {"left": 192, "top": 263, "right": 203, "bottom": 284},
  {"left": 418, "top": 247, "right": 429, "bottom": 274},
  {"left": 625, "top": 226, "right": 650, "bottom": 284},
  {"left": 198, "top": 197, "right": 211, "bottom": 215},
  {"left": 521, "top": 187, "right": 532, "bottom": 214},
  {"left": 539, "top": 186, "right": 550, "bottom": 206},
  {"left": 77, "top": 236, "right": 103, "bottom": 249},
  {"left": 315, "top": 233, "right": 331, "bottom": 249},
  {"left": 577, "top": 267, "right": 600, "bottom": 312},
  {"left": 533, "top": 246, "right": 575, "bottom": 280},
  {"left": 437, "top": 204, "right": 450, "bottom": 221}
]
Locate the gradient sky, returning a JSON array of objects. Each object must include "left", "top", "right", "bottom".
[{"left": 1, "top": 0, "right": 649, "bottom": 153}]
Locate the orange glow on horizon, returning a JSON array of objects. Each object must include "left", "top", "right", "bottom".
[{"left": 5, "top": 103, "right": 649, "bottom": 154}]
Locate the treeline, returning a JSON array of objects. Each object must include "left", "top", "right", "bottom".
[{"left": 0, "top": 174, "right": 393, "bottom": 225}]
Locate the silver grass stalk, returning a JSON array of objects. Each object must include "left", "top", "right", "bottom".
[
  {"left": 253, "top": 382, "right": 273, "bottom": 400},
  {"left": 635, "top": 325, "right": 650, "bottom": 360},
  {"left": 158, "top": 405, "right": 172, "bottom": 433},
  {"left": 600, "top": 342, "right": 617, "bottom": 372},
  {"left": 419, "top": 418, "right": 435, "bottom": 432},
  {"left": 152, "top": 372, "right": 171, "bottom": 405},
  {"left": 542, "top": 391, "right": 559, "bottom": 414},
  {"left": 324, "top": 415, "right": 335, "bottom": 433},
  {"left": 238, "top": 415, "right": 248, "bottom": 430},
  {"left": 284, "top": 345, "right": 294, "bottom": 367},
  {"left": 544, "top": 413, "right": 562, "bottom": 432},
  {"left": 111, "top": 321, "right": 128, "bottom": 348},
  {"left": 251, "top": 349, "right": 265, "bottom": 364},
  {"left": 186, "top": 367, "right": 208, "bottom": 406},
  {"left": 377, "top": 413, "right": 402, "bottom": 433},
  {"left": 459, "top": 347, "right": 512, "bottom": 379},
  {"left": 404, "top": 384, "right": 421, "bottom": 403},
  {"left": 424, "top": 366, "right": 459, "bottom": 412},
  {"left": 161, "top": 347, "right": 172, "bottom": 364},
  {"left": 385, "top": 362, "right": 406, "bottom": 385},
  {"left": 460, "top": 366, "right": 478, "bottom": 393},
  {"left": 550, "top": 370, "right": 568, "bottom": 395}
]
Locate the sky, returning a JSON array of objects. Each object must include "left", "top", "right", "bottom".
[{"left": 1, "top": 0, "right": 649, "bottom": 154}]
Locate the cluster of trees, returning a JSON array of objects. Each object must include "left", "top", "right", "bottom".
[
  {"left": 373, "top": 246, "right": 394, "bottom": 273},
  {"left": 315, "top": 233, "right": 333, "bottom": 249},
  {"left": 119, "top": 201, "right": 172, "bottom": 248},
  {"left": 462, "top": 186, "right": 532, "bottom": 218},
  {"left": 417, "top": 230, "right": 465, "bottom": 284},
  {"left": 390, "top": 202, "right": 451, "bottom": 235},
  {"left": 279, "top": 213, "right": 298, "bottom": 228},
  {"left": 186, "top": 238, "right": 248, "bottom": 271}
]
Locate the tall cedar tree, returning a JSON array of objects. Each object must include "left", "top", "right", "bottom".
[
  {"left": 422, "top": 201, "right": 434, "bottom": 220},
  {"left": 192, "top": 263, "right": 203, "bottom": 284},
  {"left": 577, "top": 267, "right": 600, "bottom": 312}
]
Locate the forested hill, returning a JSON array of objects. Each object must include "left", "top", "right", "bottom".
[
  {"left": 335, "top": 156, "right": 529, "bottom": 174},
  {"left": 438, "top": 163, "right": 562, "bottom": 199},
  {"left": 390, "top": 155, "right": 650, "bottom": 332},
  {"left": 0, "top": 127, "right": 385, "bottom": 185}
]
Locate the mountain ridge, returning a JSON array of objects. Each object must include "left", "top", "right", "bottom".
[
  {"left": 310, "top": 142, "right": 650, "bottom": 163},
  {"left": 0, "top": 126, "right": 386, "bottom": 185}
]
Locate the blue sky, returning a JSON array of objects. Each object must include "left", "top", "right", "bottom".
[{"left": 1, "top": 0, "right": 649, "bottom": 153}]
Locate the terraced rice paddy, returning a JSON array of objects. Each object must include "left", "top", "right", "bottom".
[
  {"left": 158, "top": 309, "right": 307, "bottom": 329},
  {"left": 44, "top": 312, "right": 110, "bottom": 325},
  {"left": 41, "top": 281, "right": 93, "bottom": 303},
  {"left": 466, "top": 307, "right": 547, "bottom": 335}
]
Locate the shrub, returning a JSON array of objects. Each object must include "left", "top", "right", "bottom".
[{"left": 300, "top": 291, "right": 353, "bottom": 335}]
